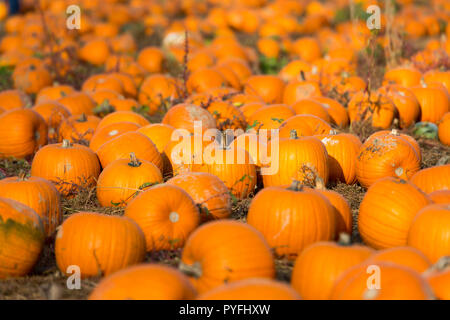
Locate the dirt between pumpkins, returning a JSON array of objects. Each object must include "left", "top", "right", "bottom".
[{"left": 0, "top": 137, "right": 449, "bottom": 300}]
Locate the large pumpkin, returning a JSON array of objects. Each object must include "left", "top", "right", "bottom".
[
  {"left": 0, "top": 197, "right": 45, "bottom": 279},
  {"left": 89, "top": 121, "right": 141, "bottom": 152},
  {"left": 247, "top": 182, "right": 336, "bottom": 259},
  {"left": 124, "top": 184, "right": 200, "bottom": 251},
  {"left": 31, "top": 140, "right": 101, "bottom": 196},
  {"left": 180, "top": 220, "right": 275, "bottom": 293},
  {"left": 359, "top": 177, "right": 431, "bottom": 249},
  {"left": 366, "top": 246, "right": 432, "bottom": 273},
  {"left": 410, "top": 164, "right": 450, "bottom": 194},
  {"left": 0, "top": 175, "right": 61, "bottom": 237},
  {"left": 55, "top": 212, "right": 146, "bottom": 278},
  {"left": 89, "top": 264, "right": 196, "bottom": 300},
  {"left": 0, "top": 109, "right": 47, "bottom": 159},
  {"left": 162, "top": 103, "right": 217, "bottom": 134}
]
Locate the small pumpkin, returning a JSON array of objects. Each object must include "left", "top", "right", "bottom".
[
  {"left": 89, "top": 264, "right": 196, "bottom": 300},
  {"left": 31, "top": 140, "right": 101, "bottom": 196},
  {"left": 89, "top": 121, "right": 141, "bottom": 152},
  {"left": 59, "top": 114, "right": 101, "bottom": 144},
  {"left": 124, "top": 184, "right": 200, "bottom": 251},
  {"left": 162, "top": 103, "right": 217, "bottom": 134},
  {"left": 438, "top": 112, "right": 450, "bottom": 146},
  {"left": 244, "top": 75, "right": 285, "bottom": 103},
  {"left": 137, "top": 123, "right": 175, "bottom": 153},
  {"left": 55, "top": 212, "right": 146, "bottom": 278},
  {"left": 97, "top": 111, "right": 150, "bottom": 130},
  {"left": 179, "top": 220, "right": 275, "bottom": 293},
  {"left": 0, "top": 197, "right": 45, "bottom": 279}
]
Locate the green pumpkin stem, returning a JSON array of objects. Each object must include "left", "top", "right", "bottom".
[
  {"left": 78, "top": 113, "right": 87, "bottom": 122},
  {"left": 288, "top": 180, "right": 303, "bottom": 191},
  {"left": 179, "top": 262, "right": 202, "bottom": 279},
  {"left": 128, "top": 152, "right": 141, "bottom": 167},
  {"left": 289, "top": 130, "right": 298, "bottom": 140},
  {"left": 62, "top": 139, "right": 72, "bottom": 148}
]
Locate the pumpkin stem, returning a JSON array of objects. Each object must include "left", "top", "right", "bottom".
[
  {"left": 337, "top": 233, "right": 352, "bottom": 246},
  {"left": 288, "top": 180, "right": 303, "bottom": 191},
  {"left": 425, "top": 256, "right": 450, "bottom": 275},
  {"left": 179, "top": 262, "right": 202, "bottom": 279},
  {"left": 289, "top": 130, "right": 298, "bottom": 140},
  {"left": 300, "top": 70, "right": 306, "bottom": 81},
  {"left": 78, "top": 113, "right": 87, "bottom": 122},
  {"left": 128, "top": 152, "right": 141, "bottom": 167},
  {"left": 314, "top": 177, "right": 326, "bottom": 190},
  {"left": 62, "top": 139, "right": 72, "bottom": 148},
  {"left": 18, "top": 170, "right": 28, "bottom": 181},
  {"left": 390, "top": 129, "right": 399, "bottom": 136}
]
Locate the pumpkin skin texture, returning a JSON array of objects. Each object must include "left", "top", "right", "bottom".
[
  {"left": 244, "top": 75, "right": 285, "bottom": 103},
  {"left": 355, "top": 132, "right": 420, "bottom": 188},
  {"left": 198, "top": 278, "right": 301, "bottom": 300},
  {"left": 97, "top": 154, "right": 163, "bottom": 207},
  {"left": 291, "top": 240, "right": 373, "bottom": 300},
  {"left": 0, "top": 176, "right": 61, "bottom": 237},
  {"left": 59, "top": 114, "right": 101, "bottom": 144},
  {"left": 180, "top": 220, "right": 275, "bottom": 294},
  {"left": 313, "top": 96, "right": 349, "bottom": 128},
  {"left": 0, "top": 197, "right": 45, "bottom": 279},
  {"left": 359, "top": 177, "right": 431, "bottom": 249},
  {"left": 96, "top": 131, "right": 163, "bottom": 172},
  {"left": 0, "top": 109, "right": 47, "bottom": 159},
  {"left": 425, "top": 264, "right": 450, "bottom": 300},
  {"left": 411, "top": 85, "right": 449, "bottom": 124},
  {"left": 97, "top": 111, "right": 150, "bottom": 130},
  {"left": 410, "top": 164, "right": 450, "bottom": 194},
  {"left": 366, "top": 246, "right": 432, "bottom": 273},
  {"left": 89, "top": 264, "right": 196, "bottom": 300},
  {"left": 0, "top": 89, "right": 31, "bottom": 111},
  {"left": 89, "top": 121, "right": 141, "bottom": 152},
  {"left": 407, "top": 204, "right": 450, "bottom": 263},
  {"left": 348, "top": 91, "right": 396, "bottom": 129},
  {"left": 439, "top": 113, "right": 450, "bottom": 146},
  {"left": 55, "top": 212, "right": 146, "bottom": 279},
  {"left": 262, "top": 135, "right": 329, "bottom": 188},
  {"left": 162, "top": 104, "right": 217, "bottom": 134},
  {"left": 247, "top": 185, "right": 336, "bottom": 259},
  {"left": 124, "top": 184, "right": 200, "bottom": 251},
  {"left": 329, "top": 263, "right": 435, "bottom": 300},
  {"left": 429, "top": 190, "right": 450, "bottom": 204},
  {"left": 279, "top": 114, "right": 331, "bottom": 137},
  {"left": 319, "top": 133, "right": 362, "bottom": 184},
  {"left": 31, "top": 140, "right": 101, "bottom": 196},
  {"left": 137, "top": 123, "right": 175, "bottom": 153},
  {"left": 167, "top": 172, "right": 231, "bottom": 221}
]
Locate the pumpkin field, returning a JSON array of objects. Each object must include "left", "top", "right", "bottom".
[{"left": 0, "top": 0, "right": 450, "bottom": 301}]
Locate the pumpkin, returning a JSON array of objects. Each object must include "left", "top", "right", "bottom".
[
  {"left": 247, "top": 182, "right": 336, "bottom": 259},
  {"left": 429, "top": 190, "right": 450, "bottom": 204},
  {"left": 190, "top": 142, "right": 257, "bottom": 199},
  {"left": 97, "top": 111, "right": 150, "bottom": 130},
  {"left": 179, "top": 220, "right": 275, "bottom": 293},
  {"left": 0, "top": 197, "right": 45, "bottom": 279},
  {"left": 262, "top": 132, "right": 329, "bottom": 188},
  {"left": 0, "top": 109, "right": 47, "bottom": 159},
  {"left": 380, "top": 85, "right": 420, "bottom": 129},
  {"left": 138, "top": 74, "right": 181, "bottom": 115},
  {"left": 367, "top": 246, "right": 432, "bottom": 273},
  {"left": 162, "top": 103, "right": 217, "bottom": 134},
  {"left": 82, "top": 74, "right": 125, "bottom": 95},
  {"left": 12, "top": 63, "right": 52, "bottom": 95},
  {"left": 36, "top": 85, "right": 75, "bottom": 103},
  {"left": 439, "top": 112, "right": 450, "bottom": 146},
  {"left": 0, "top": 89, "right": 31, "bottom": 111},
  {"left": 55, "top": 212, "right": 146, "bottom": 278},
  {"left": 137, "top": 47, "right": 165, "bottom": 73},
  {"left": 319, "top": 132, "right": 362, "bottom": 184},
  {"left": 359, "top": 177, "right": 431, "bottom": 249},
  {"left": 0, "top": 175, "right": 61, "bottom": 237},
  {"left": 89, "top": 264, "right": 196, "bottom": 300},
  {"left": 59, "top": 114, "right": 101, "bottom": 144},
  {"left": 383, "top": 67, "right": 422, "bottom": 88},
  {"left": 407, "top": 203, "right": 450, "bottom": 263},
  {"left": 247, "top": 104, "right": 295, "bottom": 133},
  {"left": 97, "top": 153, "right": 163, "bottom": 207},
  {"left": 329, "top": 263, "right": 434, "bottom": 300},
  {"left": 355, "top": 132, "right": 421, "bottom": 188},
  {"left": 244, "top": 75, "right": 285, "bottom": 103},
  {"left": 410, "top": 164, "right": 450, "bottom": 194},
  {"left": 291, "top": 235, "right": 373, "bottom": 299},
  {"left": 198, "top": 278, "right": 301, "bottom": 300},
  {"left": 96, "top": 131, "right": 163, "bottom": 171},
  {"left": 137, "top": 123, "right": 175, "bottom": 153},
  {"left": 411, "top": 85, "right": 449, "bottom": 124},
  {"left": 31, "top": 140, "right": 101, "bottom": 196},
  {"left": 124, "top": 184, "right": 200, "bottom": 251},
  {"left": 78, "top": 39, "right": 110, "bottom": 66},
  {"left": 348, "top": 90, "right": 396, "bottom": 129},
  {"left": 109, "top": 72, "right": 137, "bottom": 98},
  {"left": 311, "top": 96, "right": 349, "bottom": 127},
  {"left": 424, "top": 257, "right": 450, "bottom": 300},
  {"left": 58, "top": 92, "right": 97, "bottom": 116},
  {"left": 32, "top": 101, "right": 72, "bottom": 141},
  {"left": 89, "top": 121, "right": 141, "bottom": 152},
  {"left": 206, "top": 101, "right": 246, "bottom": 130},
  {"left": 167, "top": 172, "right": 231, "bottom": 221},
  {"left": 186, "top": 68, "right": 227, "bottom": 94},
  {"left": 230, "top": 132, "right": 268, "bottom": 167},
  {"left": 279, "top": 114, "right": 332, "bottom": 137},
  {"left": 283, "top": 80, "right": 322, "bottom": 105}
]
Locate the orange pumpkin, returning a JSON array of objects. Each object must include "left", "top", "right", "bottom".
[
  {"left": 59, "top": 114, "right": 101, "bottom": 144},
  {"left": 439, "top": 112, "right": 450, "bottom": 146},
  {"left": 410, "top": 164, "right": 450, "bottom": 194},
  {"left": 89, "top": 264, "right": 196, "bottom": 300},
  {"left": 244, "top": 75, "right": 285, "bottom": 103},
  {"left": 429, "top": 190, "right": 450, "bottom": 204},
  {"left": 97, "top": 111, "right": 150, "bottom": 129},
  {"left": 411, "top": 85, "right": 450, "bottom": 124},
  {"left": 137, "top": 123, "right": 175, "bottom": 153},
  {"left": 367, "top": 246, "right": 432, "bottom": 273},
  {"left": 124, "top": 184, "right": 200, "bottom": 251},
  {"left": 89, "top": 121, "right": 141, "bottom": 152},
  {"left": 180, "top": 220, "right": 275, "bottom": 293},
  {"left": 55, "top": 212, "right": 146, "bottom": 278},
  {"left": 0, "top": 197, "right": 45, "bottom": 279},
  {"left": 162, "top": 103, "right": 217, "bottom": 134}
]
